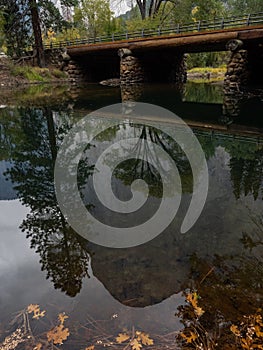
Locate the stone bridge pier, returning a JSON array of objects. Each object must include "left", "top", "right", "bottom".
[
  {"left": 224, "top": 40, "right": 263, "bottom": 95},
  {"left": 118, "top": 48, "right": 187, "bottom": 85}
]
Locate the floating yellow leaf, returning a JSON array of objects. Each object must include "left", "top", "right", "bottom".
[
  {"left": 194, "top": 306, "right": 205, "bottom": 317},
  {"left": 116, "top": 333, "right": 130, "bottom": 343},
  {"left": 186, "top": 293, "right": 204, "bottom": 317},
  {"left": 33, "top": 310, "right": 46, "bottom": 320},
  {"left": 138, "top": 332, "right": 154, "bottom": 346},
  {"left": 255, "top": 325, "right": 263, "bottom": 338},
  {"left": 230, "top": 324, "right": 241, "bottom": 337},
  {"left": 181, "top": 331, "right": 198, "bottom": 343},
  {"left": 27, "top": 304, "right": 39, "bottom": 314},
  {"left": 85, "top": 346, "right": 95, "bottom": 350},
  {"left": 241, "top": 338, "right": 251, "bottom": 350},
  {"left": 47, "top": 324, "right": 70, "bottom": 345},
  {"left": 186, "top": 292, "right": 199, "bottom": 309},
  {"left": 27, "top": 304, "right": 46, "bottom": 320},
  {"left": 131, "top": 338, "right": 142, "bottom": 350},
  {"left": 58, "top": 312, "right": 68, "bottom": 325}
]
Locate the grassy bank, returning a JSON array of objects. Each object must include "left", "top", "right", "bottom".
[
  {"left": 9, "top": 64, "right": 67, "bottom": 83},
  {"left": 187, "top": 66, "right": 226, "bottom": 83}
]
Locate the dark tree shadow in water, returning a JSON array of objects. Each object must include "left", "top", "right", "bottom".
[{"left": 5, "top": 107, "right": 92, "bottom": 297}]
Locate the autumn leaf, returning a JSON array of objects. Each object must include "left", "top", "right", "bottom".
[
  {"left": 186, "top": 293, "right": 204, "bottom": 317},
  {"left": 85, "top": 346, "right": 95, "bottom": 350},
  {"left": 186, "top": 292, "right": 198, "bottom": 309},
  {"left": 230, "top": 324, "right": 241, "bottom": 337},
  {"left": 116, "top": 333, "right": 130, "bottom": 343},
  {"left": 27, "top": 304, "right": 46, "bottom": 320},
  {"left": 33, "top": 343, "right": 42, "bottom": 350},
  {"left": 181, "top": 331, "right": 198, "bottom": 343},
  {"left": 241, "top": 338, "right": 251, "bottom": 350},
  {"left": 58, "top": 312, "right": 68, "bottom": 325},
  {"left": 47, "top": 324, "right": 70, "bottom": 345},
  {"left": 194, "top": 306, "right": 205, "bottom": 317},
  {"left": 27, "top": 304, "right": 39, "bottom": 314},
  {"left": 137, "top": 332, "right": 154, "bottom": 346},
  {"left": 255, "top": 325, "right": 263, "bottom": 337},
  {"left": 33, "top": 310, "right": 46, "bottom": 319},
  {"left": 131, "top": 338, "right": 142, "bottom": 350}
]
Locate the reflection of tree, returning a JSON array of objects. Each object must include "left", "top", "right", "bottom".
[
  {"left": 198, "top": 133, "right": 263, "bottom": 200},
  {"left": 241, "top": 213, "right": 263, "bottom": 251},
  {"left": 5, "top": 107, "right": 91, "bottom": 297},
  {"left": 111, "top": 124, "right": 193, "bottom": 197},
  {"left": 224, "top": 141, "right": 263, "bottom": 199}
]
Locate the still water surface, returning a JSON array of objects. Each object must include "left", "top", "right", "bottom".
[{"left": 0, "top": 83, "right": 262, "bottom": 349}]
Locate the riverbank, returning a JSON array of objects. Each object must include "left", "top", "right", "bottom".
[
  {"left": 187, "top": 66, "right": 226, "bottom": 83},
  {"left": 0, "top": 55, "right": 68, "bottom": 87},
  {"left": 1, "top": 53, "right": 227, "bottom": 88}
]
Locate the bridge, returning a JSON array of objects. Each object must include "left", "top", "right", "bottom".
[{"left": 52, "top": 13, "right": 263, "bottom": 89}]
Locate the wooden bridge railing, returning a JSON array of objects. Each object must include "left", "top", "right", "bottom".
[{"left": 44, "top": 12, "right": 263, "bottom": 50}]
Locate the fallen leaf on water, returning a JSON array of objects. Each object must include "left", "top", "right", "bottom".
[
  {"left": 116, "top": 333, "right": 130, "bottom": 343},
  {"left": 181, "top": 331, "right": 198, "bottom": 343},
  {"left": 139, "top": 332, "right": 154, "bottom": 346},
  {"left": 33, "top": 343, "right": 42, "bottom": 350},
  {"left": 230, "top": 324, "right": 240, "bottom": 337},
  {"left": 194, "top": 306, "right": 205, "bottom": 317},
  {"left": 85, "top": 346, "right": 95, "bottom": 350},
  {"left": 58, "top": 312, "right": 68, "bottom": 325},
  {"left": 27, "top": 304, "right": 39, "bottom": 314},
  {"left": 131, "top": 338, "right": 142, "bottom": 350},
  {"left": 186, "top": 293, "right": 198, "bottom": 309},
  {"left": 47, "top": 324, "right": 70, "bottom": 345},
  {"left": 27, "top": 304, "right": 46, "bottom": 320}
]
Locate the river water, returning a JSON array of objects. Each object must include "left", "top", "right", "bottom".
[{"left": 0, "top": 82, "right": 262, "bottom": 349}]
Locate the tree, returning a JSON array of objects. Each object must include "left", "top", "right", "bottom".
[
  {"left": 28, "top": 0, "right": 79, "bottom": 66},
  {"left": 29, "top": 0, "right": 45, "bottom": 66},
  {"left": 226, "top": 0, "right": 263, "bottom": 15},
  {"left": 78, "top": 0, "right": 114, "bottom": 39},
  {"left": 0, "top": 0, "right": 78, "bottom": 62},
  {"left": 0, "top": 0, "right": 31, "bottom": 57}
]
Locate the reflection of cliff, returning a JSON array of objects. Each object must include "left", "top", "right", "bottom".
[{"left": 88, "top": 237, "right": 190, "bottom": 307}]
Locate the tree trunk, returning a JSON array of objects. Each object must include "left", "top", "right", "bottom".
[{"left": 29, "top": 0, "right": 45, "bottom": 67}]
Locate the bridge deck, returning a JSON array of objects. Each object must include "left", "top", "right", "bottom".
[{"left": 67, "top": 25, "right": 263, "bottom": 56}]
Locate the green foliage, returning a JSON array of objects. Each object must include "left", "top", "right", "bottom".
[
  {"left": 0, "top": 0, "right": 32, "bottom": 57},
  {"left": 187, "top": 52, "right": 230, "bottom": 69},
  {"left": 77, "top": 0, "right": 114, "bottom": 39},
  {"left": 10, "top": 65, "right": 50, "bottom": 81},
  {"left": 9, "top": 64, "right": 67, "bottom": 82},
  {"left": 0, "top": 0, "right": 79, "bottom": 58},
  {"left": 226, "top": 0, "right": 263, "bottom": 15},
  {"left": 0, "top": 7, "right": 5, "bottom": 49}
]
